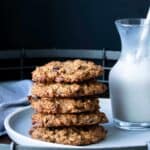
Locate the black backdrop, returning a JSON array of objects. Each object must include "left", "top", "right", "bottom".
[{"left": 0, "top": 0, "right": 149, "bottom": 50}]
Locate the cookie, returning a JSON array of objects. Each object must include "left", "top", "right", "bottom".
[
  {"left": 29, "top": 96, "right": 99, "bottom": 114},
  {"left": 32, "top": 112, "right": 108, "bottom": 127},
  {"left": 30, "top": 125, "right": 107, "bottom": 145},
  {"left": 32, "top": 59, "right": 104, "bottom": 83},
  {"left": 31, "top": 81, "right": 107, "bottom": 98}
]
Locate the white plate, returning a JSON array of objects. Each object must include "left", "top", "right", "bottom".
[{"left": 4, "top": 98, "right": 150, "bottom": 149}]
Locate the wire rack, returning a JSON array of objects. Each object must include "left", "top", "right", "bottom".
[{"left": 0, "top": 49, "right": 120, "bottom": 96}]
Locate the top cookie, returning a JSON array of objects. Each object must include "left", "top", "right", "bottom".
[{"left": 32, "top": 59, "right": 104, "bottom": 83}]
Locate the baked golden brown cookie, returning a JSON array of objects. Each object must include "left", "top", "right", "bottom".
[
  {"left": 31, "top": 81, "right": 107, "bottom": 98},
  {"left": 29, "top": 96, "right": 99, "bottom": 114},
  {"left": 32, "top": 112, "right": 108, "bottom": 127},
  {"left": 32, "top": 59, "right": 104, "bottom": 83},
  {"left": 30, "top": 125, "right": 107, "bottom": 145}
]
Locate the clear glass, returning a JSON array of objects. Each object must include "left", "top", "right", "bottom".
[{"left": 109, "top": 18, "right": 150, "bottom": 130}]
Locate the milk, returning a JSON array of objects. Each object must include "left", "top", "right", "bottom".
[
  {"left": 109, "top": 57, "right": 150, "bottom": 122},
  {"left": 109, "top": 18, "right": 150, "bottom": 129}
]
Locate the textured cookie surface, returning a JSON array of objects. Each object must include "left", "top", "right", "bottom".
[
  {"left": 32, "top": 59, "right": 104, "bottom": 83},
  {"left": 31, "top": 81, "right": 107, "bottom": 98},
  {"left": 32, "top": 112, "right": 108, "bottom": 127},
  {"left": 29, "top": 96, "right": 99, "bottom": 114},
  {"left": 30, "top": 125, "right": 107, "bottom": 145}
]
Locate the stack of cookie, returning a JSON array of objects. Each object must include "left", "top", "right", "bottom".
[{"left": 29, "top": 59, "right": 108, "bottom": 145}]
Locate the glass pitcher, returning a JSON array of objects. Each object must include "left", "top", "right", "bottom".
[{"left": 109, "top": 19, "right": 150, "bottom": 130}]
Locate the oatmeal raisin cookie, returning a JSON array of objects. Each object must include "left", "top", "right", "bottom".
[
  {"left": 29, "top": 96, "right": 99, "bottom": 114},
  {"left": 31, "top": 81, "right": 107, "bottom": 98},
  {"left": 32, "top": 59, "right": 104, "bottom": 83},
  {"left": 32, "top": 112, "right": 108, "bottom": 127},
  {"left": 30, "top": 125, "right": 107, "bottom": 145}
]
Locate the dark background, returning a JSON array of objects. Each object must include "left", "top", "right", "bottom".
[{"left": 0, "top": 0, "right": 149, "bottom": 50}]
